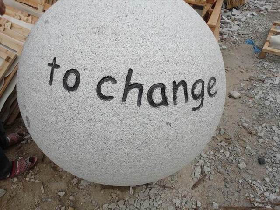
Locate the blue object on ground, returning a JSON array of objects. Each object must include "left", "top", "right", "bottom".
[{"left": 246, "top": 39, "right": 262, "bottom": 53}]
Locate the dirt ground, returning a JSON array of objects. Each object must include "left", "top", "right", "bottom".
[{"left": 1, "top": 1, "right": 280, "bottom": 210}]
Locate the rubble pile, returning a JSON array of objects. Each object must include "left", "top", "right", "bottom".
[{"left": 220, "top": 0, "right": 279, "bottom": 46}]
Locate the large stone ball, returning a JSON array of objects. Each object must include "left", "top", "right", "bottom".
[{"left": 18, "top": 0, "right": 226, "bottom": 186}]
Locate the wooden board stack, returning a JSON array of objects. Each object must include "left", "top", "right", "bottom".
[
  {"left": 184, "top": 0, "right": 224, "bottom": 40},
  {"left": 15, "top": 0, "right": 58, "bottom": 12},
  {"left": 0, "top": 5, "right": 37, "bottom": 125},
  {"left": 259, "top": 22, "right": 280, "bottom": 59}
]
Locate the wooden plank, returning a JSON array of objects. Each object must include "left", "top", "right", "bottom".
[
  {"left": 263, "top": 40, "right": 270, "bottom": 49},
  {"left": 5, "top": 5, "right": 39, "bottom": 24},
  {"left": 0, "top": 65, "right": 18, "bottom": 98},
  {"left": 0, "top": 52, "right": 16, "bottom": 71},
  {"left": 271, "top": 23, "right": 280, "bottom": 33},
  {"left": 262, "top": 47, "right": 280, "bottom": 56},
  {"left": 186, "top": 0, "right": 220, "bottom": 39},
  {"left": 16, "top": 0, "right": 52, "bottom": 11},
  {"left": 207, "top": 0, "right": 223, "bottom": 28},
  {"left": 0, "top": 33, "right": 23, "bottom": 54},
  {"left": 206, "top": 0, "right": 216, "bottom": 3},
  {"left": 0, "top": 17, "right": 30, "bottom": 37},
  {"left": 0, "top": 46, "right": 17, "bottom": 81},
  {"left": 44, "top": 3, "right": 52, "bottom": 10},
  {"left": 202, "top": 3, "right": 213, "bottom": 17},
  {"left": 0, "top": 27, "right": 27, "bottom": 42},
  {"left": 0, "top": 45, "right": 15, "bottom": 59},
  {"left": 271, "top": 28, "right": 280, "bottom": 33},
  {"left": 213, "top": 15, "right": 221, "bottom": 40},
  {"left": 5, "top": 5, "right": 30, "bottom": 17},
  {"left": 0, "top": 55, "right": 16, "bottom": 79},
  {"left": 184, "top": 0, "right": 206, "bottom": 6},
  {"left": 266, "top": 32, "right": 275, "bottom": 42},
  {"left": 16, "top": 0, "right": 41, "bottom": 9},
  {"left": 38, "top": 0, "right": 46, "bottom": 12}
]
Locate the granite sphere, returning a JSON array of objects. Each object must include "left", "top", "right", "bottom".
[{"left": 17, "top": 0, "right": 226, "bottom": 186}]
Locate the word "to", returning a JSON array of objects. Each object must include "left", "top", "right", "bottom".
[{"left": 48, "top": 57, "right": 218, "bottom": 111}]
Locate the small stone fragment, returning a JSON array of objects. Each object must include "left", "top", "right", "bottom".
[
  {"left": 0, "top": 189, "right": 6, "bottom": 197},
  {"left": 108, "top": 203, "right": 117, "bottom": 209},
  {"left": 258, "top": 157, "right": 266, "bottom": 165},
  {"left": 118, "top": 200, "right": 125, "bottom": 207},
  {"left": 58, "top": 191, "right": 65, "bottom": 197},
  {"left": 167, "top": 206, "right": 175, "bottom": 210},
  {"left": 265, "top": 177, "right": 270, "bottom": 183},
  {"left": 229, "top": 91, "right": 241, "bottom": 99},
  {"left": 41, "top": 185, "right": 45, "bottom": 194},
  {"left": 213, "top": 202, "right": 219, "bottom": 209},
  {"left": 71, "top": 178, "right": 78, "bottom": 185},
  {"left": 238, "top": 161, "right": 246, "bottom": 169},
  {"left": 79, "top": 180, "right": 90, "bottom": 188},
  {"left": 224, "top": 151, "right": 230, "bottom": 157},
  {"left": 69, "top": 196, "right": 75, "bottom": 201},
  {"left": 275, "top": 154, "right": 280, "bottom": 161},
  {"left": 103, "top": 204, "right": 109, "bottom": 210}
]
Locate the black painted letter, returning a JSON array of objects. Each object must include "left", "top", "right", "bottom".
[
  {"left": 63, "top": 69, "right": 80, "bottom": 92},
  {"left": 96, "top": 76, "right": 117, "bottom": 101},
  {"left": 147, "top": 83, "right": 169, "bottom": 108},
  {"left": 122, "top": 69, "right": 143, "bottom": 107},
  {"left": 207, "top": 77, "right": 217, "bottom": 98},
  {"left": 173, "top": 80, "right": 188, "bottom": 105},
  {"left": 48, "top": 57, "right": 60, "bottom": 86},
  {"left": 191, "top": 79, "right": 204, "bottom": 111}
]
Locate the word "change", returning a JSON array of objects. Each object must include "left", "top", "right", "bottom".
[{"left": 48, "top": 57, "right": 218, "bottom": 111}]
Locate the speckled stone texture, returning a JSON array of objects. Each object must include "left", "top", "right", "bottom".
[{"left": 18, "top": 0, "right": 226, "bottom": 186}]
